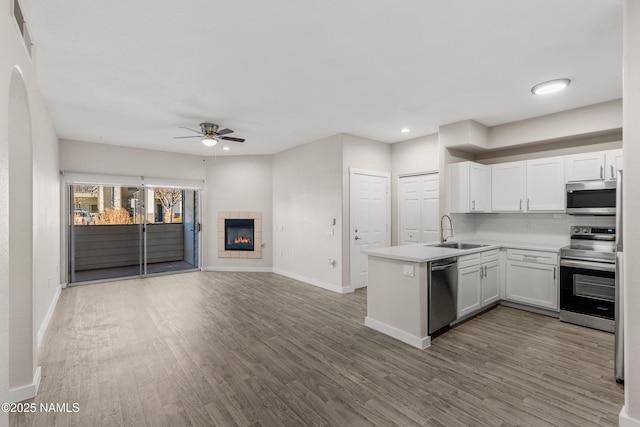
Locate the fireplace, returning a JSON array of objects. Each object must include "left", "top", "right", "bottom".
[{"left": 225, "top": 219, "right": 254, "bottom": 251}]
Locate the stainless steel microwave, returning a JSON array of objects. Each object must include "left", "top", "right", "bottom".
[{"left": 566, "top": 180, "right": 616, "bottom": 215}]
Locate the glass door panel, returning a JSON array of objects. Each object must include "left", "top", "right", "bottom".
[
  {"left": 144, "top": 187, "right": 199, "bottom": 275},
  {"left": 69, "top": 184, "right": 143, "bottom": 283}
]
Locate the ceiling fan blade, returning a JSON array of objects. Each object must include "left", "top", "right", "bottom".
[
  {"left": 220, "top": 136, "right": 245, "bottom": 143},
  {"left": 217, "top": 128, "right": 234, "bottom": 136},
  {"left": 173, "top": 135, "right": 201, "bottom": 139},
  {"left": 178, "top": 126, "right": 203, "bottom": 135}
]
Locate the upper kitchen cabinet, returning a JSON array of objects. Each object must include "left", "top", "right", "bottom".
[
  {"left": 525, "top": 157, "right": 565, "bottom": 212},
  {"left": 491, "top": 161, "right": 525, "bottom": 212},
  {"left": 604, "top": 149, "right": 623, "bottom": 181},
  {"left": 565, "top": 149, "right": 623, "bottom": 182},
  {"left": 449, "top": 161, "right": 491, "bottom": 213},
  {"left": 565, "top": 152, "right": 606, "bottom": 182}
]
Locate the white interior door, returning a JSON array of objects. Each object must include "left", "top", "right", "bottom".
[
  {"left": 420, "top": 173, "right": 439, "bottom": 243},
  {"left": 350, "top": 169, "right": 390, "bottom": 289},
  {"left": 399, "top": 173, "right": 439, "bottom": 245},
  {"left": 399, "top": 176, "right": 421, "bottom": 244}
]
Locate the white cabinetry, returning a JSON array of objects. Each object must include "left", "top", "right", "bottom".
[
  {"left": 525, "top": 157, "right": 565, "bottom": 212},
  {"left": 491, "top": 161, "right": 525, "bottom": 212},
  {"left": 605, "top": 149, "right": 623, "bottom": 181},
  {"left": 457, "top": 249, "right": 500, "bottom": 318},
  {"left": 565, "top": 149, "right": 623, "bottom": 182},
  {"left": 565, "top": 152, "right": 606, "bottom": 182},
  {"left": 505, "top": 249, "right": 558, "bottom": 311},
  {"left": 449, "top": 162, "right": 491, "bottom": 213}
]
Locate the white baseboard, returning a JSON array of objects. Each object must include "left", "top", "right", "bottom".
[
  {"left": 620, "top": 406, "right": 640, "bottom": 427},
  {"left": 38, "top": 284, "right": 62, "bottom": 348},
  {"left": 365, "top": 316, "right": 431, "bottom": 349},
  {"left": 202, "top": 266, "right": 273, "bottom": 273},
  {"left": 8, "top": 366, "right": 41, "bottom": 403},
  {"left": 272, "top": 268, "right": 348, "bottom": 294}
]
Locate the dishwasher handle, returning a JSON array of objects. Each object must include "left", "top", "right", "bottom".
[{"left": 431, "top": 261, "right": 457, "bottom": 271}]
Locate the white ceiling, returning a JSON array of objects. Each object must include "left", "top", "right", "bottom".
[{"left": 22, "top": 0, "right": 623, "bottom": 156}]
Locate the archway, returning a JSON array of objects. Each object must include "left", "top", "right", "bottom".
[{"left": 8, "top": 67, "right": 35, "bottom": 398}]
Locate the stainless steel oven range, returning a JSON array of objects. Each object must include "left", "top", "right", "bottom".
[{"left": 559, "top": 225, "right": 616, "bottom": 333}]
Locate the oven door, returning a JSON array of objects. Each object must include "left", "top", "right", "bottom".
[{"left": 560, "top": 259, "right": 615, "bottom": 320}]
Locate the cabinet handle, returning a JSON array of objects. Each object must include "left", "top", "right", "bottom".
[
  {"left": 484, "top": 265, "right": 487, "bottom": 276},
  {"left": 611, "top": 165, "right": 615, "bottom": 180},
  {"left": 480, "top": 267, "right": 484, "bottom": 279},
  {"left": 553, "top": 267, "right": 556, "bottom": 280},
  {"left": 519, "top": 199, "right": 522, "bottom": 211},
  {"left": 600, "top": 166, "right": 604, "bottom": 179},
  {"left": 472, "top": 200, "right": 476, "bottom": 211},
  {"left": 527, "top": 199, "right": 530, "bottom": 210}
]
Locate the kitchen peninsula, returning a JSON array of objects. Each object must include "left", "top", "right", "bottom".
[{"left": 363, "top": 240, "right": 563, "bottom": 349}]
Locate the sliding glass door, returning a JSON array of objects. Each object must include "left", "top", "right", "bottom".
[{"left": 66, "top": 176, "right": 201, "bottom": 285}]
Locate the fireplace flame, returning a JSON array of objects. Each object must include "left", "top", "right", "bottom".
[{"left": 234, "top": 236, "right": 252, "bottom": 244}]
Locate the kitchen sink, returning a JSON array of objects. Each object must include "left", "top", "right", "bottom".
[{"left": 431, "top": 242, "right": 490, "bottom": 250}]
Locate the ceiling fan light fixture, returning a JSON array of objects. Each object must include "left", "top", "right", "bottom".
[
  {"left": 531, "top": 78, "right": 571, "bottom": 95},
  {"left": 201, "top": 135, "right": 218, "bottom": 147}
]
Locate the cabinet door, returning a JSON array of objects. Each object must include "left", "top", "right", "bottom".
[
  {"left": 481, "top": 260, "right": 500, "bottom": 306},
  {"left": 469, "top": 163, "right": 491, "bottom": 212},
  {"left": 526, "top": 157, "right": 565, "bottom": 212},
  {"left": 505, "top": 261, "right": 558, "bottom": 310},
  {"left": 491, "top": 162, "right": 525, "bottom": 212},
  {"left": 449, "top": 162, "right": 470, "bottom": 213},
  {"left": 565, "top": 152, "right": 605, "bottom": 182},
  {"left": 458, "top": 265, "right": 482, "bottom": 317},
  {"left": 605, "top": 149, "right": 623, "bottom": 181}
]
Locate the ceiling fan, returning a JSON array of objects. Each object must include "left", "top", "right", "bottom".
[{"left": 174, "top": 123, "right": 245, "bottom": 147}]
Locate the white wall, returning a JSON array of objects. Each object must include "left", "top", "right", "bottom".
[
  {"left": 204, "top": 155, "right": 272, "bottom": 270},
  {"left": 60, "top": 139, "right": 208, "bottom": 180},
  {"left": 390, "top": 133, "right": 439, "bottom": 245},
  {"left": 341, "top": 134, "right": 391, "bottom": 288},
  {"left": 1, "top": 0, "right": 61, "bottom": 416},
  {"left": 622, "top": 1, "right": 640, "bottom": 424},
  {"left": 272, "top": 135, "right": 344, "bottom": 292},
  {"left": 489, "top": 99, "right": 622, "bottom": 149}
]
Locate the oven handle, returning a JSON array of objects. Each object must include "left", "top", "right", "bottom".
[{"left": 560, "top": 259, "right": 616, "bottom": 272}]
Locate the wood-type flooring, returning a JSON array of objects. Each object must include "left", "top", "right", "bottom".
[{"left": 11, "top": 271, "right": 623, "bottom": 426}]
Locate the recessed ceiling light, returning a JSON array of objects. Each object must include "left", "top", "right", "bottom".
[
  {"left": 531, "top": 78, "right": 571, "bottom": 95},
  {"left": 222, "top": 146, "right": 231, "bottom": 151},
  {"left": 401, "top": 128, "right": 410, "bottom": 133}
]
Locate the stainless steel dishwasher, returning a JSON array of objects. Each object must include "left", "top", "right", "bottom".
[{"left": 429, "top": 257, "right": 458, "bottom": 335}]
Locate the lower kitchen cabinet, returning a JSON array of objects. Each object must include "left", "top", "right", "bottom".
[
  {"left": 505, "top": 249, "right": 558, "bottom": 310},
  {"left": 458, "top": 262, "right": 482, "bottom": 318},
  {"left": 458, "top": 250, "right": 500, "bottom": 318},
  {"left": 481, "top": 260, "right": 500, "bottom": 306}
]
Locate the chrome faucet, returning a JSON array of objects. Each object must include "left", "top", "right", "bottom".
[{"left": 440, "top": 214, "right": 454, "bottom": 244}]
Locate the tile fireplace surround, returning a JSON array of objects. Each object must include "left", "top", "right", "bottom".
[{"left": 218, "top": 211, "right": 262, "bottom": 259}]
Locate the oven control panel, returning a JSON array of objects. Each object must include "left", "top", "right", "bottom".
[{"left": 570, "top": 226, "right": 615, "bottom": 237}]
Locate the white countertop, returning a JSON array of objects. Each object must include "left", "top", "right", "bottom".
[{"left": 363, "top": 239, "right": 565, "bottom": 263}]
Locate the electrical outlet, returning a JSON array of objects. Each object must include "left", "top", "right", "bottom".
[{"left": 403, "top": 264, "right": 415, "bottom": 277}]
